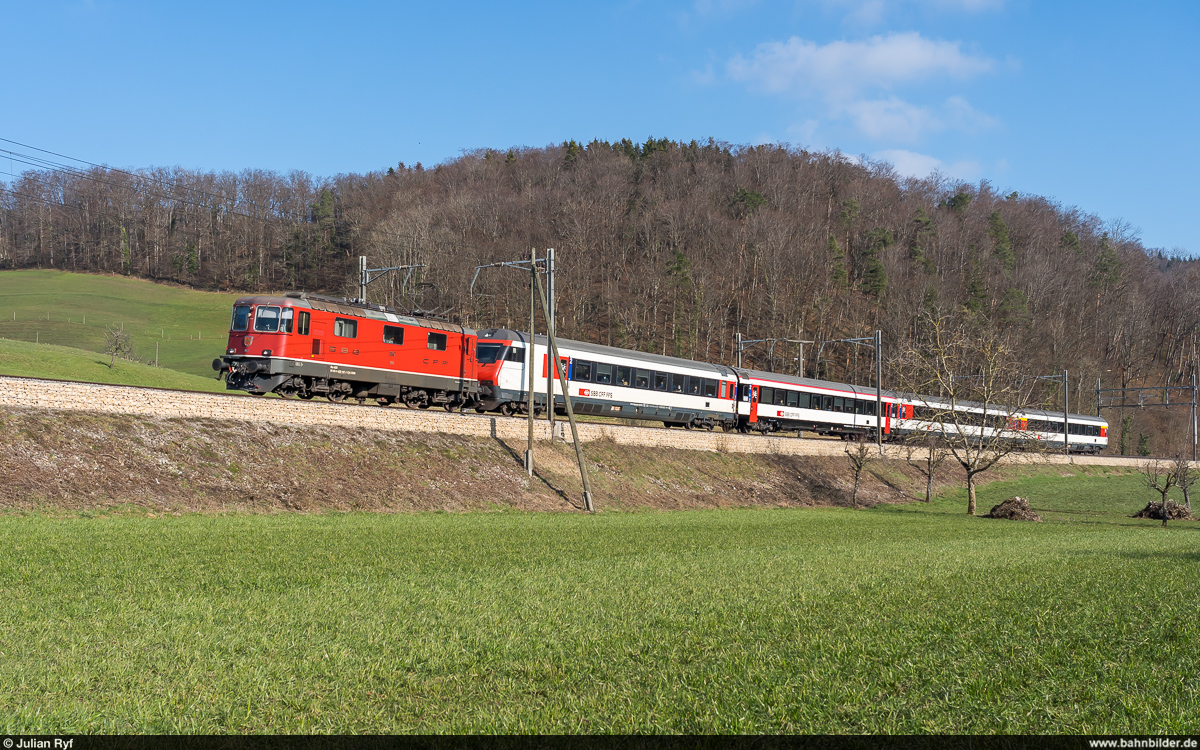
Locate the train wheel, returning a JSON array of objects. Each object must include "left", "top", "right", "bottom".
[
  {"left": 298, "top": 393, "right": 314, "bottom": 400},
  {"left": 500, "top": 403, "right": 516, "bottom": 417},
  {"left": 328, "top": 392, "right": 345, "bottom": 403},
  {"left": 377, "top": 398, "right": 393, "bottom": 407}
]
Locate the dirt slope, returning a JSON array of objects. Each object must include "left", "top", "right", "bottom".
[{"left": 0, "top": 408, "right": 951, "bottom": 514}]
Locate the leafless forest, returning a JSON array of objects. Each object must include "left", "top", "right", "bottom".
[{"left": 2, "top": 138, "right": 1197, "bottom": 449}]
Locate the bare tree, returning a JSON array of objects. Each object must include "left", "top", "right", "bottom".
[
  {"left": 893, "top": 313, "right": 1044, "bottom": 515},
  {"left": 103, "top": 325, "right": 135, "bottom": 368},
  {"left": 903, "top": 431, "right": 951, "bottom": 503},
  {"left": 845, "top": 435, "right": 875, "bottom": 506},
  {"left": 1140, "top": 458, "right": 1176, "bottom": 527},
  {"left": 1171, "top": 453, "right": 1193, "bottom": 515}
]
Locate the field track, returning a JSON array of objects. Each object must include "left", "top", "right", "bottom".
[{"left": 0, "top": 374, "right": 1144, "bottom": 465}]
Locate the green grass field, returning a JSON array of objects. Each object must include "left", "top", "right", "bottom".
[
  {"left": 0, "top": 269, "right": 239, "bottom": 378},
  {"left": 0, "top": 337, "right": 232, "bottom": 392},
  {"left": 0, "top": 470, "right": 1195, "bottom": 734}
]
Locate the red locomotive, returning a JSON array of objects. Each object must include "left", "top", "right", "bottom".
[{"left": 213, "top": 292, "right": 480, "bottom": 409}]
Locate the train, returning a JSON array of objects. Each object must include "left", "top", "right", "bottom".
[{"left": 214, "top": 294, "right": 1109, "bottom": 454}]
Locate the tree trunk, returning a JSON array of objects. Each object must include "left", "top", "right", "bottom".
[
  {"left": 967, "top": 474, "right": 977, "bottom": 515},
  {"left": 925, "top": 470, "right": 933, "bottom": 503}
]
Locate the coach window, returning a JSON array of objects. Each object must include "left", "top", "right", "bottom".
[
  {"left": 334, "top": 318, "right": 357, "bottom": 338},
  {"left": 797, "top": 392, "right": 810, "bottom": 409},
  {"left": 823, "top": 396, "right": 836, "bottom": 411},
  {"left": 574, "top": 361, "right": 593, "bottom": 382},
  {"left": 703, "top": 379, "right": 718, "bottom": 398},
  {"left": 254, "top": 306, "right": 281, "bottom": 332},
  {"left": 231, "top": 305, "right": 251, "bottom": 331},
  {"left": 633, "top": 369, "right": 650, "bottom": 389},
  {"left": 654, "top": 372, "right": 668, "bottom": 391},
  {"left": 427, "top": 332, "right": 447, "bottom": 351},
  {"left": 616, "top": 366, "right": 632, "bottom": 387},
  {"left": 669, "top": 373, "right": 685, "bottom": 393},
  {"left": 787, "top": 391, "right": 798, "bottom": 408},
  {"left": 760, "top": 387, "right": 774, "bottom": 405},
  {"left": 739, "top": 385, "right": 751, "bottom": 402},
  {"left": 383, "top": 325, "right": 404, "bottom": 345},
  {"left": 297, "top": 311, "right": 310, "bottom": 336},
  {"left": 504, "top": 347, "right": 524, "bottom": 362},
  {"left": 595, "top": 363, "right": 613, "bottom": 384},
  {"left": 774, "top": 389, "right": 787, "bottom": 406}
]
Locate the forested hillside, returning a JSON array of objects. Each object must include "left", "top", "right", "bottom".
[{"left": 2, "top": 138, "right": 1198, "bottom": 445}]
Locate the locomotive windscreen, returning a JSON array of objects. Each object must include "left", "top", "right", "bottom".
[{"left": 476, "top": 343, "right": 507, "bottom": 364}]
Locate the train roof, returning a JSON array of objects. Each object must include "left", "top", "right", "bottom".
[
  {"left": 234, "top": 293, "right": 473, "bottom": 335},
  {"left": 477, "top": 328, "right": 736, "bottom": 376}
]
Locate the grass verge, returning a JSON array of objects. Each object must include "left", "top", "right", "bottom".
[{"left": 0, "top": 337, "right": 231, "bottom": 392}]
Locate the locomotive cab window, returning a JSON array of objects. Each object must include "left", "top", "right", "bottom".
[
  {"left": 334, "top": 318, "right": 357, "bottom": 338},
  {"left": 297, "top": 311, "right": 310, "bottom": 336},
  {"left": 280, "top": 308, "right": 294, "bottom": 333},
  {"left": 231, "top": 305, "right": 251, "bottom": 331},
  {"left": 383, "top": 325, "right": 405, "bottom": 345},
  {"left": 253, "top": 306, "right": 281, "bottom": 332},
  {"left": 476, "top": 343, "right": 505, "bottom": 364},
  {"left": 427, "top": 332, "right": 447, "bottom": 351}
]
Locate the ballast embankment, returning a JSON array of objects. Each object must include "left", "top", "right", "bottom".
[{"left": 0, "top": 375, "right": 1133, "bottom": 466}]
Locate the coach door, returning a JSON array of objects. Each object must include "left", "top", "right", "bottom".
[{"left": 749, "top": 385, "right": 759, "bottom": 424}]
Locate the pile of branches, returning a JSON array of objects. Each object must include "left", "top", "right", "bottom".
[
  {"left": 1132, "top": 501, "right": 1194, "bottom": 521},
  {"left": 985, "top": 496, "right": 1043, "bottom": 522}
]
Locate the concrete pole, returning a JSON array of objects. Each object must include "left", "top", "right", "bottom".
[
  {"left": 1192, "top": 372, "right": 1197, "bottom": 462},
  {"left": 359, "top": 256, "right": 368, "bottom": 301},
  {"left": 547, "top": 247, "right": 555, "bottom": 433},
  {"left": 526, "top": 249, "right": 536, "bottom": 476},
  {"left": 735, "top": 332, "right": 742, "bottom": 368},
  {"left": 875, "top": 330, "right": 883, "bottom": 455},
  {"left": 535, "top": 271, "right": 594, "bottom": 512},
  {"left": 1063, "top": 369, "right": 1070, "bottom": 458}
]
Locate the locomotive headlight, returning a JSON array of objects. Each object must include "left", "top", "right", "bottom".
[
  {"left": 227, "top": 347, "right": 235, "bottom": 354},
  {"left": 262, "top": 349, "right": 272, "bottom": 356}
]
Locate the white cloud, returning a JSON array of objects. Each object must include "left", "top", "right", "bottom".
[
  {"left": 874, "top": 149, "right": 981, "bottom": 180},
  {"left": 844, "top": 97, "right": 938, "bottom": 140},
  {"left": 727, "top": 32, "right": 994, "bottom": 103},
  {"left": 824, "top": 0, "right": 1004, "bottom": 24},
  {"left": 726, "top": 32, "right": 997, "bottom": 141}
]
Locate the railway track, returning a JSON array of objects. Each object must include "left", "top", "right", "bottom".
[{"left": 0, "top": 374, "right": 1147, "bottom": 465}]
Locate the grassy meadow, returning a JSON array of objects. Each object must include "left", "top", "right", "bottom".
[
  {"left": 0, "top": 269, "right": 239, "bottom": 378},
  {"left": 0, "top": 337, "right": 231, "bottom": 392},
  {"left": 0, "top": 468, "right": 1196, "bottom": 734}
]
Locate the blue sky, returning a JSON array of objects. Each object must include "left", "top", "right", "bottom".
[{"left": 2, "top": 0, "right": 1197, "bottom": 253}]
